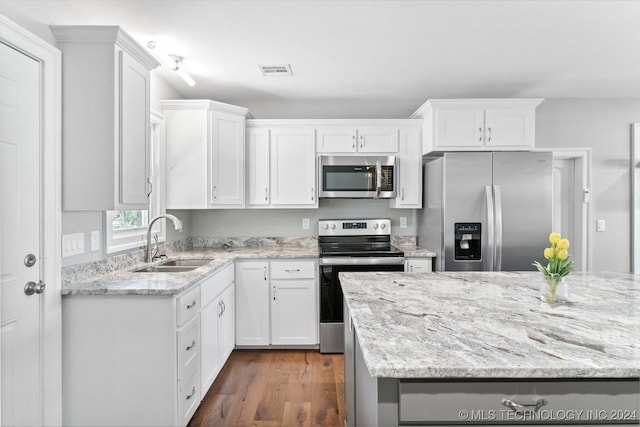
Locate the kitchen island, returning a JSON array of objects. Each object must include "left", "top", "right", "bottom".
[{"left": 340, "top": 271, "right": 640, "bottom": 426}]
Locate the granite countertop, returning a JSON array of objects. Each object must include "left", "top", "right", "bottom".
[
  {"left": 394, "top": 245, "right": 436, "bottom": 258},
  {"left": 62, "top": 247, "right": 319, "bottom": 296},
  {"left": 340, "top": 270, "right": 640, "bottom": 379}
]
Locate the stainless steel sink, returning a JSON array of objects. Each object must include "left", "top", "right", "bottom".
[
  {"left": 133, "top": 265, "right": 200, "bottom": 273},
  {"left": 159, "top": 259, "right": 213, "bottom": 267},
  {"left": 133, "top": 259, "right": 213, "bottom": 273}
]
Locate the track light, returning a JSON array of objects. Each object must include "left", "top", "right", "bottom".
[{"left": 147, "top": 41, "right": 196, "bottom": 87}]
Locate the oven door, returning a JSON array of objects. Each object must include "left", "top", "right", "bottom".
[{"left": 319, "top": 262, "right": 404, "bottom": 353}]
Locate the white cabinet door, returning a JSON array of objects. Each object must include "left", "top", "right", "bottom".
[
  {"left": 270, "top": 128, "right": 317, "bottom": 206},
  {"left": 217, "top": 285, "right": 235, "bottom": 363},
  {"left": 210, "top": 110, "right": 245, "bottom": 207},
  {"left": 165, "top": 109, "right": 209, "bottom": 209},
  {"left": 484, "top": 108, "right": 535, "bottom": 148},
  {"left": 404, "top": 258, "right": 433, "bottom": 273},
  {"left": 316, "top": 126, "right": 356, "bottom": 153},
  {"left": 357, "top": 127, "right": 398, "bottom": 152},
  {"left": 119, "top": 50, "right": 152, "bottom": 206},
  {"left": 235, "top": 262, "right": 270, "bottom": 346},
  {"left": 199, "top": 295, "right": 220, "bottom": 394},
  {"left": 434, "top": 108, "right": 485, "bottom": 148},
  {"left": 247, "top": 128, "right": 271, "bottom": 206},
  {"left": 271, "top": 279, "right": 317, "bottom": 345},
  {"left": 392, "top": 128, "right": 422, "bottom": 208}
]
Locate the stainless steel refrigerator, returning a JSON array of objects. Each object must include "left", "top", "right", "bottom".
[{"left": 417, "top": 151, "right": 553, "bottom": 271}]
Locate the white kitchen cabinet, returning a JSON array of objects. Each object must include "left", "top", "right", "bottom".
[
  {"left": 62, "top": 263, "right": 235, "bottom": 427},
  {"left": 411, "top": 99, "right": 543, "bottom": 154},
  {"left": 235, "top": 259, "right": 318, "bottom": 347},
  {"left": 404, "top": 258, "right": 433, "bottom": 273},
  {"left": 161, "top": 100, "right": 250, "bottom": 209},
  {"left": 391, "top": 126, "right": 423, "bottom": 208},
  {"left": 199, "top": 263, "right": 235, "bottom": 394},
  {"left": 52, "top": 26, "right": 160, "bottom": 210},
  {"left": 316, "top": 125, "right": 398, "bottom": 153},
  {"left": 246, "top": 122, "right": 317, "bottom": 208},
  {"left": 235, "top": 261, "right": 270, "bottom": 345}
]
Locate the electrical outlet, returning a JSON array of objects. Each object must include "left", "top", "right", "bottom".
[
  {"left": 596, "top": 219, "right": 606, "bottom": 232},
  {"left": 91, "top": 230, "right": 100, "bottom": 251},
  {"left": 302, "top": 218, "right": 310, "bottom": 230},
  {"left": 400, "top": 217, "right": 408, "bottom": 229}
]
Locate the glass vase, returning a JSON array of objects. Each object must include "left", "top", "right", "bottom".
[{"left": 540, "top": 276, "right": 568, "bottom": 305}]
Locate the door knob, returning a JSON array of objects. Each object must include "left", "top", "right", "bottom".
[{"left": 24, "top": 280, "right": 46, "bottom": 296}]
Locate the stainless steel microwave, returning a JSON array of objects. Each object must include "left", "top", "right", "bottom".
[{"left": 319, "top": 155, "right": 396, "bottom": 199}]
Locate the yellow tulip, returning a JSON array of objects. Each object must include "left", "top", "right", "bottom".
[
  {"left": 543, "top": 247, "right": 554, "bottom": 259},
  {"left": 557, "top": 239, "right": 570, "bottom": 250},
  {"left": 557, "top": 249, "right": 568, "bottom": 260},
  {"left": 549, "top": 232, "right": 561, "bottom": 244}
]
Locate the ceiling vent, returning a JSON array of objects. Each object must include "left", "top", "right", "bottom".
[{"left": 258, "top": 64, "right": 293, "bottom": 76}]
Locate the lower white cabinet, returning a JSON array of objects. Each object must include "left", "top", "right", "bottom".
[
  {"left": 62, "top": 263, "right": 235, "bottom": 427},
  {"left": 236, "top": 259, "right": 318, "bottom": 346},
  {"left": 404, "top": 258, "right": 433, "bottom": 273}
]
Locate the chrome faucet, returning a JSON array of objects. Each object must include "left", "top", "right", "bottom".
[{"left": 145, "top": 214, "right": 183, "bottom": 263}]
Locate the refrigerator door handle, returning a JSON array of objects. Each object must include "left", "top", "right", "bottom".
[
  {"left": 493, "top": 184, "right": 503, "bottom": 271},
  {"left": 485, "top": 185, "right": 495, "bottom": 271}
]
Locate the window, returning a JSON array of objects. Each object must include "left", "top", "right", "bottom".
[{"left": 106, "top": 111, "right": 165, "bottom": 253}]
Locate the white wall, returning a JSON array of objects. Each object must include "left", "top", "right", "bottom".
[{"left": 536, "top": 98, "right": 640, "bottom": 272}]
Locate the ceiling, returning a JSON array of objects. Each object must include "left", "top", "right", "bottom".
[{"left": 1, "top": 0, "right": 639, "bottom": 117}]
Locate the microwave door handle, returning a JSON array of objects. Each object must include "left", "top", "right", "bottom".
[{"left": 376, "top": 160, "right": 382, "bottom": 197}]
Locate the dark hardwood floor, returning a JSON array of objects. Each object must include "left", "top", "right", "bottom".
[{"left": 189, "top": 350, "right": 345, "bottom": 427}]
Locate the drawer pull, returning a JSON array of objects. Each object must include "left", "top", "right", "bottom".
[
  {"left": 186, "top": 339, "right": 196, "bottom": 351},
  {"left": 501, "top": 398, "right": 547, "bottom": 414},
  {"left": 186, "top": 301, "right": 196, "bottom": 309},
  {"left": 186, "top": 386, "right": 196, "bottom": 400},
  {"left": 285, "top": 268, "right": 300, "bottom": 273}
]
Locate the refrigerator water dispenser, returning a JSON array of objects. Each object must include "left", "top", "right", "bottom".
[{"left": 454, "top": 223, "right": 481, "bottom": 261}]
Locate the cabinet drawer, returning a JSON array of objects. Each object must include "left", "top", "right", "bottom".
[
  {"left": 201, "top": 263, "right": 234, "bottom": 307},
  {"left": 270, "top": 260, "right": 316, "bottom": 279},
  {"left": 177, "top": 315, "right": 200, "bottom": 379},
  {"left": 398, "top": 380, "right": 640, "bottom": 425},
  {"left": 177, "top": 285, "right": 200, "bottom": 327},
  {"left": 178, "top": 368, "right": 200, "bottom": 426}
]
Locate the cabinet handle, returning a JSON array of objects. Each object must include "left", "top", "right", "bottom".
[
  {"left": 501, "top": 398, "right": 547, "bottom": 413},
  {"left": 410, "top": 265, "right": 414, "bottom": 272},
  {"left": 213, "top": 185, "right": 217, "bottom": 200},
  {"left": 273, "top": 285, "right": 276, "bottom": 301},
  {"left": 186, "top": 339, "right": 196, "bottom": 351},
  {"left": 146, "top": 178, "right": 153, "bottom": 197},
  {"left": 401, "top": 188, "right": 405, "bottom": 201},
  {"left": 218, "top": 301, "right": 223, "bottom": 317},
  {"left": 352, "top": 135, "right": 356, "bottom": 149},
  {"left": 487, "top": 127, "right": 492, "bottom": 142},
  {"left": 221, "top": 300, "right": 226, "bottom": 314},
  {"left": 186, "top": 386, "right": 196, "bottom": 401},
  {"left": 264, "top": 187, "right": 268, "bottom": 201},
  {"left": 311, "top": 187, "right": 314, "bottom": 201},
  {"left": 285, "top": 268, "right": 300, "bottom": 273},
  {"left": 186, "top": 301, "right": 196, "bottom": 309},
  {"left": 478, "top": 127, "right": 483, "bottom": 143},
  {"left": 359, "top": 135, "right": 364, "bottom": 149},
  {"left": 263, "top": 266, "right": 267, "bottom": 280}
]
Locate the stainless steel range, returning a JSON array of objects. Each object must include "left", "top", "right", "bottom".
[{"left": 318, "top": 218, "right": 405, "bottom": 353}]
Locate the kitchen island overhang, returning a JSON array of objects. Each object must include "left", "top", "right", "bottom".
[{"left": 340, "top": 271, "right": 640, "bottom": 426}]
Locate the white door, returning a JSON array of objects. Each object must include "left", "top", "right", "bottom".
[
  {"left": 210, "top": 110, "right": 245, "bottom": 207},
  {"left": 357, "top": 127, "right": 398, "bottom": 152},
  {"left": 1, "top": 41, "right": 43, "bottom": 427},
  {"left": 270, "top": 279, "right": 317, "bottom": 345},
  {"left": 484, "top": 108, "right": 534, "bottom": 148},
  {"left": 434, "top": 108, "right": 484, "bottom": 148},
  {"left": 234, "top": 262, "right": 270, "bottom": 345},
  {"left": 270, "top": 128, "right": 316, "bottom": 206},
  {"left": 247, "top": 128, "right": 271, "bottom": 206}
]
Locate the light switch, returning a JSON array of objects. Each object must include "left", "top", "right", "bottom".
[
  {"left": 62, "top": 233, "right": 84, "bottom": 257},
  {"left": 596, "top": 219, "right": 606, "bottom": 232},
  {"left": 302, "top": 218, "right": 310, "bottom": 230}
]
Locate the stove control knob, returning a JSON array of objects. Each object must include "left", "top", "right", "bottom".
[
  {"left": 373, "top": 224, "right": 379, "bottom": 229},
  {"left": 331, "top": 224, "right": 336, "bottom": 230},
  {"left": 381, "top": 223, "right": 386, "bottom": 229},
  {"left": 323, "top": 224, "right": 329, "bottom": 230}
]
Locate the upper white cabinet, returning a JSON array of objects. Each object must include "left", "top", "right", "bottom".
[
  {"left": 411, "top": 99, "right": 543, "bottom": 154},
  {"left": 161, "top": 100, "right": 250, "bottom": 209},
  {"left": 316, "top": 124, "right": 399, "bottom": 153},
  {"left": 391, "top": 125, "right": 423, "bottom": 209},
  {"left": 246, "top": 122, "right": 317, "bottom": 208},
  {"left": 52, "top": 26, "right": 160, "bottom": 210}
]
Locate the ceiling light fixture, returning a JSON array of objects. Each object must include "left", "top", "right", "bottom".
[{"left": 147, "top": 40, "right": 196, "bottom": 87}]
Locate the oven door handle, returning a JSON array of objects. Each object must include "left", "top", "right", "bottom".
[{"left": 319, "top": 256, "right": 405, "bottom": 266}]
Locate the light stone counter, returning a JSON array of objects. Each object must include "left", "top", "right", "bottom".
[
  {"left": 62, "top": 247, "right": 319, "bottom": 296},
  {"left": 340, "top": 270, "right": 640, "bottom": 379}
]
